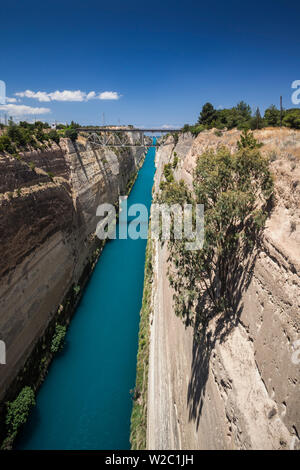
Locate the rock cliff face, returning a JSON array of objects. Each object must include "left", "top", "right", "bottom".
[
  {"left": 0, "top": 136, "right": 145, "bottom": 403},
  {"left": 148, "top": 128, "right": 300, "bottom": 450}
]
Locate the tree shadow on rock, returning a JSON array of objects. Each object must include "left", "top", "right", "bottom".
[{"left": 186, "top": 243, "right": 259, "bottom": 430}]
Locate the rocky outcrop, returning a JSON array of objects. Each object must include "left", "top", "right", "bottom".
[
  {"left": 148, "top": 128, "right": 300, "bottom": 450},
  {"left": 0, "top": 136, "right": 145, "bottom": 404}
]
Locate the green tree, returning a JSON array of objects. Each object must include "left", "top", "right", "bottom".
[
  {"left": 252, "top": 107, "right": 264, "bottom": 129},
  {"left": 233, "top": 101, "right": 252, "bottom": 129},
  {"left": 64, "top": 128, "right": 78, "bottom": 142},
  {"left": 198, "top": 102, "right": 217, "bottom": 127},
  {"left": 235, "top": 101, "right": 252, "bottom": 120},
  {"left": 70, "top": 120, "right": 80, "bottom": 129},
  {"left": 264, "top": 105, "right": 281, "bottom": 126},
  {"left": 215, "top": 108, "right": 238, "bottom": 129},
  {"left": 48, "top": 129, "right": 60, "bottom": 144},
  {"left": 237, "top": 129, "right": 263, "bottom": 149},
  {"left": 163, "top": 163, "right": 174, "bottom": 183},
  {"left": 35, "top": 127, "right": 47, "bottom": 142},
  {"left": 19, "top": 121, "right": 35, "bottom": 130},
  {"left": 283, "top": 109, "right": 300, "bottom": 129},
  {"left": 159, "top": 133, "right": 273, "bottom": 332},
  {"left": 34, "top": 120, "right": 49, "bottom": 130},
  {"left": 0, "top": 135, "right": 15, "bottom": 153}
]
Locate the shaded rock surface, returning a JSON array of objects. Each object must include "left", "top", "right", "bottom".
[{"left": 0, "top": 136, "right": 145, "bottom": 401}]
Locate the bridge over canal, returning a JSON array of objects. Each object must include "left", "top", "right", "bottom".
[{"left": 78, "top": 127, "right": 180, "bottom": 147}]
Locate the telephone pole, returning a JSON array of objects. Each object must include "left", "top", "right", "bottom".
[{"left": 280, "top": 96, "right": 283, "bottom": 127}]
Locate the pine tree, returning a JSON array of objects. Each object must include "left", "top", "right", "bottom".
[
  {"left": 198, "top": 102, "right": 217, "bottom": 126},
  {"left": 264, "top": 105, "right": 280, "bottom": 126},
  {"left": 254, "top": 107, "right": 263, "bottom": 129}
]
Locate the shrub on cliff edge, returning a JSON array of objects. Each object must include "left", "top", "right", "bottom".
[
  {"left": 160, "top": 131, "right": 274, "bottom": 332},
  {"left": 64, "top": 128, "right": 78, "bottom": 142},
  {"left": 51, "top": 324, "right": 67, "bottom": 353},
  {"left": 1, "top": 386, "right": 35, "bottom": 449}
]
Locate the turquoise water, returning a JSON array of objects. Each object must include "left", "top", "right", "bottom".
[{"left": 18, "top": 142, "right": 156, "bottom": 450}]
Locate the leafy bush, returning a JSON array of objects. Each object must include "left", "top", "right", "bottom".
[
  {"left": 0, "top": 135, "right": 15, "bottom": 153},
  {"left": 181, "top": 124, "right": 205, "bottom": 135},
  {"left": 191, "top": 124, "right": 205, "bottom": 135},
  {"left": 35, "top": 127, "right": 48, "bottom": 142},
  {"left": 0, "top": 121, "right": 60, "bottom": 152},
  {"left": 8, "top": 124, "right": 38, "bottom": 148},
  {"left": 214, "top": 130, "right": 222, "bottom": 137},
  {"left": 237, "top": 129, "right": 263, "bottom": 150},
  {"left": 158, "top": 179, "right": 191, "bottom": 205},
  {"left": 163, "top": 163, "right": 174, "bottom": 183},
  {"left": 64, "top": 128, "right": 78, "bottom": 142},
  {"left": 50, "top": 324, "right": 66, "bottom": 353},
  {"left": 6, "top": 387, "right": 35, "bottom": 435},
  {"left": 283, "top": 109, "right": 300, "bottom": 129},
  {"left": 1, "top": 386, "right": 35, "bottom": 449},
  {"left": 172, "top": 154, "right": 179, "bottom": 168},
  {"left": 264, "top": 105, "right": 281, "bottom": 126},
  {"left": 48, "top": 130, "right": 60, "bottom": 144}
]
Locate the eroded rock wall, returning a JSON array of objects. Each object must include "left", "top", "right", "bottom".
[
  {"left": 148, "top": 128, "right": 300, "bottom": 450},
  {"left": 0, "top": 136, "right": 145, "bottom": 402}
]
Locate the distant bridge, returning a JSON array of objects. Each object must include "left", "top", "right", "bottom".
[{"left": 78, "top": 127, "right": 180, "bottom": 147}]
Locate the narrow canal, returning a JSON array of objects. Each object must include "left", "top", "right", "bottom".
[{"left": 18, "top": 141, "right": 156, "bottom": 450}]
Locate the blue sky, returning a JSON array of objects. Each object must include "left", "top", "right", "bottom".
[{"left": 0, "top": 0, "right": 299, "bottom": 126}]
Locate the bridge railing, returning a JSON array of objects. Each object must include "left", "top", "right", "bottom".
[{"left": 77, "top": 127, "right": 180, "bottom": 148}]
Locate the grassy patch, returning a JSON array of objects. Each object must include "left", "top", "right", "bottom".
[{"left": 130, "top": 237, "right": 153, "bottom": 450}]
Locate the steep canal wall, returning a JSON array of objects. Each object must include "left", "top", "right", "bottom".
[
  {"left": 0, "top": 134, "right": 145, "bottom": 441},
  {"left": 17, "top": 143, "right": 156, "bottom": 450},
  {"left": 147, "top": 128, "right": 300, "bottom": 450}
]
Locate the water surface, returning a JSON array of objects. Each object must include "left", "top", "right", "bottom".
[{"left": 18, "top": 142, "right": 156, "bottom": 450}]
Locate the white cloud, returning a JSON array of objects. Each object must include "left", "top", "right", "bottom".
[
  {"left": 15, "top": 89, "right": 121, "bottom": 102},
  {"left": 16, "top": 89, "right": 87, "bottom": 102},
  {"left": 49, "top": 90, "right": 87, "bottom": 102},
  {"left": 6, "top": 97, "right": 17, "bottom": 103},
  {"left": 86, "top": 91, "right": 96, "bottom": 100},
  {"left": 15, "top": 90, "right": 51, "bottom": 102},
  {"left": 98, "top": 91, "right": 121, "bottom": 100},
  {"left": 0, "top": 104, "right": 51, "bottom": 116}
]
